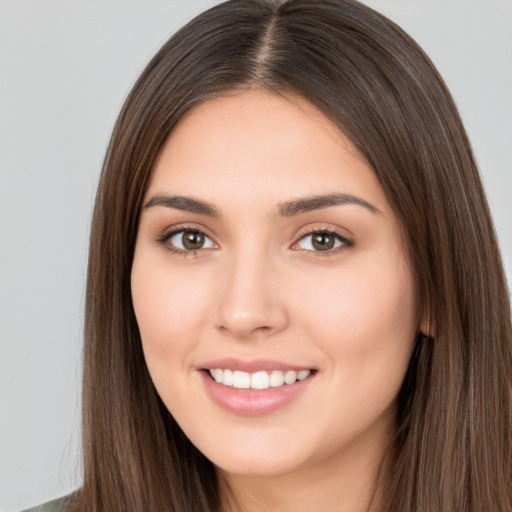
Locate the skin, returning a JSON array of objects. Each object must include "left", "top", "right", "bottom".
[{"left": 131, "top": 90, "right": 424, "bottom": 512}]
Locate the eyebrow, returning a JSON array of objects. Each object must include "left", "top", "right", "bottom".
[
  {"left": 144, "top": 195, "right": 221, "bottom": 217},
  {"left": 278, "top": 193, "right": 381, "bottom": 217},
  {"left": 143, "top": 192, "right": 381, "bottom": 218}
]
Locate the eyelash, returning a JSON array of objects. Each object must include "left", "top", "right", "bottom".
[
  {"left": 156, "top": 225, "right": 212, "bottom": 258},
  {"left": 294, "top": 228, "right": 354, "bottom": 257},
  {"left": 156, "top": 225, "right": 354, "bottom": 257}
]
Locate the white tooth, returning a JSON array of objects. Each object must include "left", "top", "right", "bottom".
[
  {"left": 209, "top": 369, "right": 215, "bottom": 378},
  {"left": 269, "top": 370, "right": 285, "bottom": 387},
  {"left": 297, "top": 370, "right": 310, "bottom": 381},
  {"left": 223, "top": 369, "right": 233, "bottom": 386},
  {"left": 233, "top": 370, "right": 251, "bottom": 389},
  {"left": 214, "top": 368, "right": 223, "bottom": 383},
  {"left": 284, "top": 370, "right": 297, "bottom": 385},
  {"left": 251, "top": 371, "right": 270, "bottom": 390}
]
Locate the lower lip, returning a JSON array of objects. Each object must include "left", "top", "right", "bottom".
[{"left": 199, "top": 371, "right": 315, "bottom": 416}]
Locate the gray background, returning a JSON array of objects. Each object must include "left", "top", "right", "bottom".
[{"left": 0, "top": 1, "right": 510, "bottom": 511}]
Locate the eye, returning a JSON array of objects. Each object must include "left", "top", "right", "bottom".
[
  {"left": 165, "top": 229, "right": 216, "bottom": 252},
  {"left": 295, "top": 230, "right": 352, "bottom": 252}
]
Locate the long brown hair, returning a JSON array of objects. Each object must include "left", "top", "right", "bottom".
[{"left": 78, "top": 1, "right": 512, "bottom": 510}]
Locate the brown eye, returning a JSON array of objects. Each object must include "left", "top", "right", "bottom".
[
  {"left": 182, "top": 231, "right": 205, "bottom": 250},
  {"left": 296, "top": 231, "right": 349, "bottom": 252},
  {"left": 312, "top": 233, "right": 335, "bottom": 251},
  {"left": 168, "top": 230, "right": 215, "bottom": 251}
]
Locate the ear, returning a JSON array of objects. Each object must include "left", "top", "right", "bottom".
[
  {"left": 419, "top": 311, "right": 434, "bottom": 339},
  {"left": 419, "top": 316, "right": 428, "bottom": 337}
]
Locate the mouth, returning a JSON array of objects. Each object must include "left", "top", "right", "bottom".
[
  {"left": 198, "top": 358, "right": 317, "bottom": 415},
  {"left": 205, "top": 368, "right": 313, "bottom": 390}
]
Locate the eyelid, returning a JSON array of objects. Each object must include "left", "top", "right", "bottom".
[
  {"left": 291, "top": 226, "right": 354, "bottom": 254},
  {"left": 156, "top": 223, "right": 218, "bottom": 254},
  {"left": 155, "top": 222, "right": 354, "bottom": 256}
]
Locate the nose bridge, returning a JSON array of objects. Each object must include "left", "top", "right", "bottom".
[{"left": 215, "top": 240, "right": 287, "bottom": 339}]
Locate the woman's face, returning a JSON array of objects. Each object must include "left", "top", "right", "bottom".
[{"left": 131, "top": 90, "right": 421, "bottom": 479}]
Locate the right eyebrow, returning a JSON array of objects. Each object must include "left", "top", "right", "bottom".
[
  {"left": 143, "top": 194, "right": 221, "bottom": 218},
  {"left": 278, "top": 192, "right": 381, "bottom": 217}
]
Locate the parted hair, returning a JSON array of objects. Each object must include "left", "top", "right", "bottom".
[{"left": 76, "top": 1, "right": 512, "bottom": 510}]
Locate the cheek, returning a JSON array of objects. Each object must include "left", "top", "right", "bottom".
[
  {"left": 130, "top": 252, "right": 215, "bottom": 368},
  {"left": 292, "top": 249, "right": 418, "bottom": 402},
  {"left": 298, "top": 249, "right": 417, "bottom": 343},
  {"left": 291, "top": 256, "right": 417, "bottom": 441}
]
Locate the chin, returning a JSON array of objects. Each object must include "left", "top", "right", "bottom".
[
  {"left": 213, "top": 454, "right": 305, "bottom": 478},
  {"left": 194, "top": 431, "right": 319, "bottom": 479}
]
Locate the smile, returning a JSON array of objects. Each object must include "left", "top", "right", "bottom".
[
  {"left": 208, "top": 368, "right": 311, "bottom": 390},
  {"left": 199, "top": 360, "right": 316, "bottom": 416}
]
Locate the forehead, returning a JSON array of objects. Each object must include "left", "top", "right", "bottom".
[{"left": 147, "top": 89, "right": 389, "bottom": 216}]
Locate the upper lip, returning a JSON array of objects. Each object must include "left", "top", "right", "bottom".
[{"left": 198, "top": 358, "right": 314, "bottom": 373}]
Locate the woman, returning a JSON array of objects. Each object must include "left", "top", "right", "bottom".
[{"left": 25, "top": 0, "right": 512, "bottom": 510}]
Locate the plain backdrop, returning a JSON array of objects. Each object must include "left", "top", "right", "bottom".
[{"left": 0, "top": 1, "right": 510, "bottom": 511}]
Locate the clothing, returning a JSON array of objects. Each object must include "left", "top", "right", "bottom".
[{"left": 21, "top": 494, "right": 72, "bottom": 512}]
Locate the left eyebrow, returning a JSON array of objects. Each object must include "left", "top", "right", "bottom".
[
  {"left": 278, "top": 193, "right": 382, "bottom": 217},
  {"left": 143, "top": 194, "right": 221, "bottom": 218}
]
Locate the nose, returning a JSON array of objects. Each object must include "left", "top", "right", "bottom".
[{"left": 214, "top": 248, "right": 289, "bottom": 340}]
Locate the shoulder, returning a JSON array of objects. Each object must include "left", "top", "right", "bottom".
[{"left": 21, "top": 493, "right": 75, "bottom": 512}]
